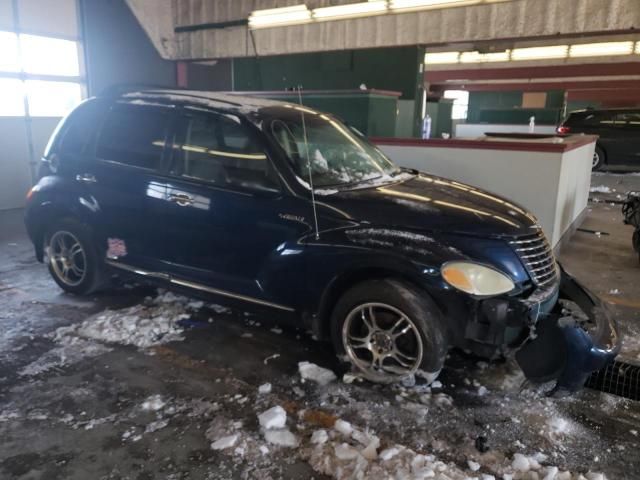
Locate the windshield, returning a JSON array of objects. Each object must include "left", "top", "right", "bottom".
[{"left": 267, "top": 107, "right": 400, "bottom": 188}]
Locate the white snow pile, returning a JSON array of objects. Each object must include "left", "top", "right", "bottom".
[
  {"left": 589, "top": 185, "right": 612, "bottom": 194},
  {"left": 55, "top": 290, "right": 194, "bottom": 349},
  {"left": 299, "top": 361, "right": 337, "bottom": 386},
  {"left": 258, "top": 405, "right": 298, "bottom": 448},
  {"left": 305, "top": 418, "right": 608, "bottom": 480}
]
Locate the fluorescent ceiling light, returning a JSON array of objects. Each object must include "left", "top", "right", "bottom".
[
  {"left": 390, "top": 0, "right": 482, "bottom": 12},
  {"left": 313, "top": 1, "right": 388, "bottom": 20},
  {"left": 248, "top": 5, "right": 312, "bottom": 29},
  {"left": 511, "top": 45, "right": 568, "bottom": 61},
  {"left": 424, "top": 51, "right": 460, "bottom": 64},
  {"left": 569, "top": 41, "right": 635, "bottom": 57},
  {"left": 459, "top": 50, "right": 510, "bottom": 63}
]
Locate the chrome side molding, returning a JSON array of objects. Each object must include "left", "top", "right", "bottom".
[{"left": 105, "top": 260, "right": 294, "bottom": 312}]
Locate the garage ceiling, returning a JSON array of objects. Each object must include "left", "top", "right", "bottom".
[{"left": 126, "top": 0, "right": 640, "bottom": 60}]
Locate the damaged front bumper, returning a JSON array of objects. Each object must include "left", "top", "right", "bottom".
[{"left": 515, "top": 264, "right": 621, "bottom": 392}]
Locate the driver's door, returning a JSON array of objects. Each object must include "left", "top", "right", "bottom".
[{"left": 161, "top": 107, "right": 311, "bottom": 305}]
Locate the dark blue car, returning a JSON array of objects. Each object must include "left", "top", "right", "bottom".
[{"left": 24, "top": 88, "right": 620, "bottom": 392}]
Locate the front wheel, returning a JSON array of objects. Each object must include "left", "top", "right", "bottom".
[
  {"left": 330, "top": 279, "right": 447, "bottom": 384},
  {"left": 44, "top": 219, "right": 103, "bottom": 295}
]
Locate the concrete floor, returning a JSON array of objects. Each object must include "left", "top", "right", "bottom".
[{"left": 1, "top": 173, "right": 640, "bottom": 479}]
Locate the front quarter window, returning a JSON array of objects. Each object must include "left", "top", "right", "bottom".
[{"left": 268, "top": 108, "right": 399, "bottom": 188}]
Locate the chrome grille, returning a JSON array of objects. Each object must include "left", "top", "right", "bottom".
[{"left": 509, "top": 230, "right": 558, "bottom": 287}]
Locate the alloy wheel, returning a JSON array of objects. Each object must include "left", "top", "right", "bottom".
[
  {"left": 592, "top": 151, "right": 600, "bottom": 168},
  {"left": 342, "top": 302, "right": 423, "bottom": 382},
  {"left": 48, "top": 231, "right": 87, "bottom": 287}
]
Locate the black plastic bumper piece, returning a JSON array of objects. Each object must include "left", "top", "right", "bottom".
[{"left": 515, "top": 265, "right": 621, "bottom": 392}]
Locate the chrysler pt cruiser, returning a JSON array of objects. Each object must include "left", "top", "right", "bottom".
[{"left": 24, "top": 88, "right": 620, "bottom": 393}]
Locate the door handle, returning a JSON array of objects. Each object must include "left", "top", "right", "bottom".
[
  {"left": 76, "top": 173, "right": 97, "bottom": 184},
  {"left": 169, "top": 193, "right": 193, "bottom": 206}
]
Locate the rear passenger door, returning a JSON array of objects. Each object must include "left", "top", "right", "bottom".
[
  {"left": 161, "top": 107, "right": 309, "bottom": 306},
  {"left": 609, "top": 112, "right": 640, "bottom": 165},
  {"left": 85, "top": 102, "right": 171, "bottom": 270}
]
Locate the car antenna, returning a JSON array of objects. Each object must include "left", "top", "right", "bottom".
[{"left": 297, "top": 85, "right": 320, "bottom": 241}]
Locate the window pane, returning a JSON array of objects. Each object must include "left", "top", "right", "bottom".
[
  {"left": 26, "top": 80, "right": 82, "bottom": 116},
  {"left": 0, "top": 78, "right": 25, "bottom": 116},
  {"left": 177, "top": 112, "right": 273, "bottom": 190},
  {"left": 96, "top": 105, "right": 168, "bottom": 170},
  {"left": 20, "top": 34, "right": 80, "bottom": 76},
  {"left": 0, "top": 31, "right": 19, "bottom": 72},
  {"left": 59, "top": 100, "right": 106, "bottom": 155}
]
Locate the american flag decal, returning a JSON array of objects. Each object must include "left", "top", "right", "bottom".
[{"left": 106, "top": 238, "right": 127, "bottom": 259}]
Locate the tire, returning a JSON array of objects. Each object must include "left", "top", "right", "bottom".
[
  {"left": 592, "top": 146, "right": 605, "bottom": 171},
  {"left": 44, "top": 218, "right": 104, "bottom": 295},
  {"left": 330, "top": 279, "right": 448, "bottom": 384}
]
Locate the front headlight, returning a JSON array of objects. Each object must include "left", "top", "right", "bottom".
[{"left": 441, "top": 261, "right": 515, "bottom": 296}]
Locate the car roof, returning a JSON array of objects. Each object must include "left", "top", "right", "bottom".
[
  {"left": 104, "top": 88, "right": 296, "bottom": 116},
  {"left": 569, "top": 107, "right": 640, "bottom": 115}
]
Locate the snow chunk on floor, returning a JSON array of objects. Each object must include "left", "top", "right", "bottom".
[
  {"left": 311, "top": 429, "right": 329, "bottom": 445},
  {"left": 141, "top": 394, "right": 166, "bottom": 411},
  {"left": 334, "top": 419, "right": 353, "bottom": 437},
  {"left": 298, "top": 361, "right": 337, "bottom": 386},
  {"left": 258, "top": 406, "right": 287, "bottom": 430},
  {"left": 590, "top": 185, "right": 612, "bottom": 193},
  {"left": 211, "top": 433, "right": 239, "bottom": 450},
  {"left": 512, "top": 453, "right": 530, "bottom": 472},
  {"left": 258, "top": 383, "right": 272, "bottom": 394},
  {"left": 264, "top": 428, "right": 299, "bottom": 447}
]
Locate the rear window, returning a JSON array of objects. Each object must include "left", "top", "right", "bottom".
[
  {"left": 96, "top": 104, "right": 169, "bottom": 170},
  {"left": 565, "top": 111, "right": 613, "bottom": 126}
]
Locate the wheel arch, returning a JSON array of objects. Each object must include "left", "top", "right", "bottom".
[{"left": 312, "top": 264, "right": 429, "bottom": 341}]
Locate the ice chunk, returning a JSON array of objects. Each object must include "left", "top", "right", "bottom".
[
  {"left": 431, "top": 380, "right": 443, "bottom": 389},
  {"left": 543, "top": 466, "right": 559, "bottom": 480},
  {"left": 145, "top": 419, "right": 169, "bottom": 433},
  {"left": 361, "top": 437, "right": 380, "bottom": 460},
  {"left": 334, "top": 443, "right": 360, "bottom": 460},
  {"left": 512, "top": 453, "right": 530, "bottom": 472},
  {"left": 141, "top": 395, "right": 166, "bottom": 411},
  {"left": 334, "top": 419, "right": 353, "bottom": 436},
  {"left": 468, "top": 460, "right": 480, "bottom": 471},
  {"left": 311, "top": 429, "right": 329, "bottom": 445},
  {"left": 379, "top": 447, "right": 401, "bottom": 461},
  {"left": 298, "top": 361, "right": 337, "bottom": 385},
  {"left": 264, "top": 428, "right": 299, "bottom": 447},
  {"left": 585, "top": 473, "right": 605, "bottom": 480},
  {"left": 211, "top": 433, "right": 239, "bottom": 450},
  {"left": 258, "top": 383, "right": 272, "bottom": 394},
  {"left": 259, "top": 445, "right": 269, "bottom": 455},
  {"left": 258, "top": 406, "right": 287, "bottom": 430}
]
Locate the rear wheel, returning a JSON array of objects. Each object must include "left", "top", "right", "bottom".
[
  {"left": 592, "top": 146, "right": 605, "bottom": 171},
  {"left": 330, "top": 279, "right": 447, "bottom": 384},
  {"left": 44, "top": 219, "right": 103, "bottom": 295}
]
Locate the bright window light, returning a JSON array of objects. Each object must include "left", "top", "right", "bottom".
[
  {"left": 425, "top": 51, "right": 460, "bottom": 64},
  {"left": 0, "top": 79, "right": 25, "bottom": 116},
  {"left": 313, "top": 1, "right": 388, "bottom": 21},
  {"left": 20, "top": 34, "right": 80, "bottom": 76},
  {"left": 26, "top": 80, "right": 82, "bottom": 117},
  {"left": 0, "top": 31, "right": 20, "bottom": 72},
  {"left": 444, "top": 90, "right": 469, "bottom": 120},
  {"left": 511, "top": 45, "right": 569, "bottom": 61},
  {"left": 636, "top": 42, "right": 640, "bottom": 54},
  {"left": 248, "top": 5, "right": 312, "bottom": 29},
  {"left": 459, "top": 50, "right": 510, "bottom": 63},
  {"left": 569, "top": 41, "right": 635, "bottom": 58}
]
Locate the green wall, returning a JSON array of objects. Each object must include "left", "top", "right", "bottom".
[
  {"left": 233, "top": 46, "right": 422, "bottom": 100},
  {"left": 467, "top": 90, "right": 564, "bottom": 125}
]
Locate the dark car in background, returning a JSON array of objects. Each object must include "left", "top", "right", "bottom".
[
  {"left": 558, "top": 108, "right": 640, "bottom": 170},
  {"left": 24, "top": 88, "right": 620, "bottom": 393}
]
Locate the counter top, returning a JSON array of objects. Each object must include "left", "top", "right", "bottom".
[{"left": 371, "top": 134, "right": 598, "bottom": 153}]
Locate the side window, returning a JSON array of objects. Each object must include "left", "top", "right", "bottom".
[
  {"left": 96, "top": 104, "right": 169, "bottom": 170},
  {"left": 58, "top": 101, "right": 106, "bottom": 156},
  {"left": 174, "top": 110, "right": 277, "bottom": 191},
  {"left": 614, "top": 112, "right": 640, "bottom": 126}
]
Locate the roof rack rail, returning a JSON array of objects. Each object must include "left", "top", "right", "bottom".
[
  {"left": 99, "top": 84, "right": 245, "bottom": 108},
  {"left": 98, "top": 84, "right": 189, "bottom": 97}
]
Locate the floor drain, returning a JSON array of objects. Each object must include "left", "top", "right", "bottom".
[{"left": 585, "top": 360, "right": 640, "bottom": 400}]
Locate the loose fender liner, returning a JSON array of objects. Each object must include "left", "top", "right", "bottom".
[{"left": 515, "top": 265, "right": 621, "bottom": 393}]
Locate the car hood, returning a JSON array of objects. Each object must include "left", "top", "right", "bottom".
[{"left": 317, "top": 173, "right": 539, "bottom": 237}]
